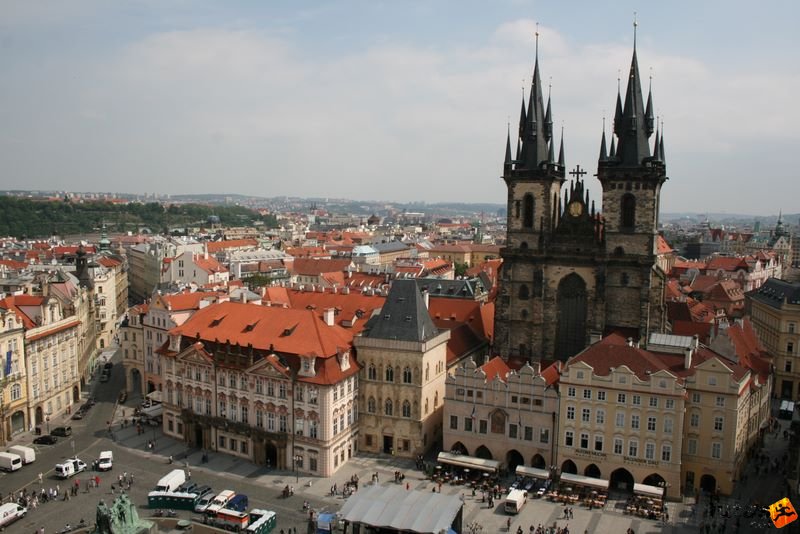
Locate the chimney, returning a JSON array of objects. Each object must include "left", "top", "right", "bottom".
[
  {"left": 204, "top": 243, "right": 209, "bottom": 260},
  {"left": 242, "top": 291, "right": 248, "bottom": 304},
  {"left": 423, "top": 289, "right": 430, "bottom": 309},
  {"left": 323, "top": 308, "right": 335, "bottom": 326},
  {"left": 684, "top": 347, "right": 693, "bottom": 370}
]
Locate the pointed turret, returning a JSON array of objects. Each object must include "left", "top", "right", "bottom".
[
  {"left": 557, "top": 129, "right": 565, "bottom": 167},
  {"left": 658, "top": 122, "right": 666, "bottom": 162},
  {"left": 544, "top": 91, "right": 553, "bottom": 141},
  {"left": 613, "top": 83, "right": 623, "bottom": 137},
  {"left": 599, "top": 129, "right": 608, "bottom": 161},
  {"left": 609, "top": 136, "right": 617, "bottom": 159},
  {"left": 644, "top": 79, "right": 655, "bottom": 136},
  {"left": 547, "top": 138, "right": 555, "bottom": 164},
  {"left": 652, "top": 126, "right": 661, "bottom": 163},
  {"left": 518, "top": 93, "right": 527, "bottom": 140},
  {"left": 615, "top": 47, "right": 652, "bottom": 166},
  {"left": 504, "top": 125, "right": 513, "bottom": 172}
]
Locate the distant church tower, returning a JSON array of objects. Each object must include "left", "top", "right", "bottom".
[{"left": 494, "top": 28, "right": 667, "bottom": 363}]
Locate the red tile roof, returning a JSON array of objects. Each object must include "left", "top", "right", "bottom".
[
  {"left": 568, "top": 334, "right": 678, "bottom": 382},
  {"left": 206, "top": 239, "right": 259, "bottom": 253},
  {"left": 706, "top": 256, "right": 748, "bottom": 272},
  {"left": 171, "top": 301, "right": 353, "bottom": 358},
  {"left": 656, "top": 235, "right": 673, "bottom": 254},
  {"left": 193, "top": 254, "right": 228, "bottom": 274},
  {"left": 282, "top": 288, "right": 385, "bottom": 334},
  {"left": 0, "top": 295, "right": 46, "bottom": 329},
  {"left": 0, "top": 259, "right": 28, "bottom": 270},
  {"left": 480, "top": 356, "right": 511, "bottom": 383},
  {"left": 98, "top": 256, "right": 122, "bottom": 268},
  {"left": 162, "top": 291, "right": 224, "bottom": 311},
  {"left": 292, "top": 258, "right": 351, "bottom": 276}
]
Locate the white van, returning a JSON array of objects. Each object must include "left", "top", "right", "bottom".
[
  {"left": 8, "top": 445, "right": 35, "bottom": 465},
  {"left": 55, "top": 458, "right": 87, "bottom": 479},
  {"left": 0, "top": 503, "right": 27, "bottom": 528},
  {"left": 0, "top": 452, "right": 22, "bottom": 472},
  {"left": 205, "top": 490, "right": 235, "bottom": 515},
  {"left": 154, "top": 469, "right": 186, "bottom": 493},
  {"left": 504, "top": 488, "right": 527, "bottom": 514},
  {"left": 97, "top": 450, "right": 113, "bottom": 471}
]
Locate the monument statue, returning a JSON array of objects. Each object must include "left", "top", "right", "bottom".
[{"left": 92, "top": 494, "right": 153, "bottom": 534}]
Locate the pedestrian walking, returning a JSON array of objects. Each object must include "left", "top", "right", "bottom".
[{"left": 38, "top": 472, "right": 43, "bottom": 484}]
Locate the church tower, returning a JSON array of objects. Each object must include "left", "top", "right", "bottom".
[
  {"left": 495, "top": 26, "right": 668, "bottom": 364},
  {"left": 596, "top": 31, "right": 667, "bottom": 338}
]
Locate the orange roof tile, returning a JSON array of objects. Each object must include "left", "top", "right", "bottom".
[
  {"left": 171, "top": 301, "right": 353, "bottom": 358},
  {"left": 193, "top": 254, "right": 228, "bottom": 274},
  {"left": 480, "top": 356, "right": 511, "bottom": 383},
  {"left": 292, "top": 258, "right": 351, "bottom": 276},
  {"left": 206, "top": 239, "right": 259, "bottom": 253}
]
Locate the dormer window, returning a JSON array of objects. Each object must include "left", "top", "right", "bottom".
[
  {"left": 340, "top": 352, "right": 350, "bottom": 371},
  {"left": 299, "top": 356, "right": 317, "bottom": 378}
]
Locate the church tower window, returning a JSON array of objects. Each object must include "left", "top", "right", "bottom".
[
  {"left": 523, "top": 194, "right": 535, "bottom": 228},
  {"left": 621, "top": 194, "right": 636, "bottom": 229},
  {"left": 518, "top": 284, "right": 530, "bottom": 300}
]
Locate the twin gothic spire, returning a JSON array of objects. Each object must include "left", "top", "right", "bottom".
[{"left": 505, "top": 24, "right": 664, "bottom": 173}]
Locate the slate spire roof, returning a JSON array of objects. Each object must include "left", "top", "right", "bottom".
[
  {"left": 615, "top": 46, "right": 652, "bottom": 166},
  {"left": 362, "top": 279, "right": 439, "bottom": 342},
  {"left": 516, "top": 38, "right": 551, "bottom": 171}
]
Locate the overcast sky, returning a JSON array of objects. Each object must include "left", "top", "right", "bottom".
[{"left": 1, "top": 1, "right": 797, "bottom": 215}]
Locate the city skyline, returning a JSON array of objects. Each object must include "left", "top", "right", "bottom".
[{"left": 1, "top": 1, "right": 798, "bottom": 215}]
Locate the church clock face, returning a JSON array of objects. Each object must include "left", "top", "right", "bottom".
[{"left": 568, "top": 201, "right": 583, "bottom": 218}]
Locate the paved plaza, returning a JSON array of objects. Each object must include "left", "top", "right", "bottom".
[{"left": 4, "top": 354, "right": 799, "bottom": 533}]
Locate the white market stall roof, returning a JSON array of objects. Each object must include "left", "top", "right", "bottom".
[
  {"left": 515, "top": 465, "right": 550, "bottom": 480},
  {"left": 437, "top": 452, "right": 501, "bottom": 473},
  {"left": 559, "top": 473, "right": 610, "bottom": 491},
  {"left": 339, "top": 484, "right": 462, "bottom": 533},
  {"left": 633, "top": 483, "right": 665, "bottom": 499}
]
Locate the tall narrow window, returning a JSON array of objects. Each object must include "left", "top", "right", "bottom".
[
  {"left": 621, "top": 193, "right": 636, "bottom": 229},
  {"left": 523, "top": 194, "right": 534, "bottom": 229}
]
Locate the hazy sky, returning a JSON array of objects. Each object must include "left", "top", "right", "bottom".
[{"left": 1, "top": 1, "right": 798, "bottom": 215}]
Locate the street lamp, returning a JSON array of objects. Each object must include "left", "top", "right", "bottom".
[{"left": 294, "top": 454, "right": 303, "bottom": 483}]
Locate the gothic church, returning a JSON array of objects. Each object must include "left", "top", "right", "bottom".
[{"left": 494, "top": 34, "right": 668, "bottom": 363}]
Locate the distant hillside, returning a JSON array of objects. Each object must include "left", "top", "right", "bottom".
[{"left": 0, "top": 196, "right": 277, "bottom": 239}]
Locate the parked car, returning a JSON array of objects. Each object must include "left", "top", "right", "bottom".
[
  {"left": 51, "top": 426, "right": 72, "bottom": 437},
  {"left": 33, "top": 435, "right": 58, "bottom": 445},
  {"left": 70, "top": 411, "right": 85, "bottom": 420}
]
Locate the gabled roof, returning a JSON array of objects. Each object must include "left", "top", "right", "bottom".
[
  {"left": 193, "top": 254, "right": 228, "bottom": 274},
  {"left": 656, "top": 235, "right": 673, "bottom": 254},
  {"left": 362, "top": 279, "right": 439, "bottom": 343},
  {"left": 706, "top": 256, "right": 748, "bottom": 272},
  {"left": 479, "top": 356, "right": 511, "bottom": 383},
  {"left": 0, "top": 295, "right": 46, "bottom": 329},
  {"left": 282, "top": 288, "right": 386, "bottom": 335}
]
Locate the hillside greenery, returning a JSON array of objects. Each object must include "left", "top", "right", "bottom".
[{"left": 0, "top": 196, "right": 277, "bottom": 239}]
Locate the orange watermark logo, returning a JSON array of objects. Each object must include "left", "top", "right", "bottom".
[{"left": 769, "top": 497, "right": 798, "bottom": 528}]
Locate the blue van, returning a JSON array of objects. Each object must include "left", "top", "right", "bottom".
[{"left": 225, "top": 494, "right": 248, "bottom": 513}]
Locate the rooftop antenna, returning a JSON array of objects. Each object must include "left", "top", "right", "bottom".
[
  {"left": 633, "top": 11, "right": 638, "bottom": 50},
  {"left": 535, "top": 22, "right": 540, "bottom": 59}
]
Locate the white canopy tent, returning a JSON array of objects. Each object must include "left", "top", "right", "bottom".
[
  {"left": 339, "top": 484, "right": 462, "bottom": 533},
  {"left": 633, "top": 483, "right": 665, "bottom": 499},
  {"left": 515, "top": 465, "right": 550, "bottom": 480},
  {"left": 437, "top": 452, "right": 500, "bottom": 473},
  {"left": 559, "top": 473, "right": 610, "bottom": 491}
]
